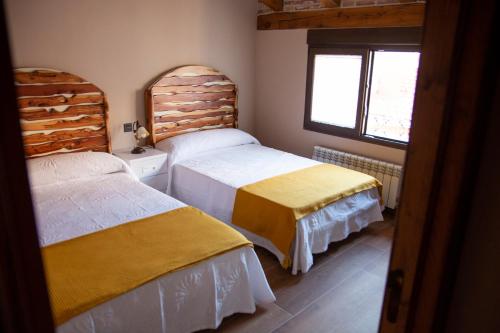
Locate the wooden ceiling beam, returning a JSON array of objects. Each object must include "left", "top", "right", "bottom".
[
  {"left": 257, "top": 3, "right": 425, "bottom": 30},
  {"left": 260, "top": 0, "right": 284, "bottom": 12}
]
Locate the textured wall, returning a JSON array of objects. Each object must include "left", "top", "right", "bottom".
[{"left": 259, "top": 0, "right": 425, "bottom": 14}]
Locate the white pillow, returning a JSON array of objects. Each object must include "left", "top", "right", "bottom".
[
  {"left": 27, "top": 152, "right": 132, "bottom": 187},
  {"left": 156, "top": 128, "right": 260, "bottom": 166}
]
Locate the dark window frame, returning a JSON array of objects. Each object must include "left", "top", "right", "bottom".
[
  {"left": 304, "top": 28, "right": 422, "bottom": 150},
  {"left": 304, "top": 47, "right": 369, "bottom": 139}
]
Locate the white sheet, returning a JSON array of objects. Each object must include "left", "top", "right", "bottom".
[
  {"left": 32, "top": 172, "right": 184, "bottom": 246},
  {"left": 155, "top": 128, "right": 260, "bottom": 195},
  {"left": 31, "top": 169, "right": 275, "bottom": 332},
  {"left": 168, "top": 144, "right": 384, "bottom": 274},
  {"left": 27, "top": 151, "right": 135, "bottom": 188}
]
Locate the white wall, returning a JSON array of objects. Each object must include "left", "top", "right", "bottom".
[
  {"left": 5, "top": 0, "right": 257, "bottom": 151},
  {"left": 255, "top": 29, "right": 406, "bottom": 164}
]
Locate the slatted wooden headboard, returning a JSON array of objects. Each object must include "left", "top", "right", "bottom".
[
  {"left": 15, "top": 68, "right": 111, "bottom": 158},
  {"left": 146, "top": 65, "right": 238, "bottom": 144}
]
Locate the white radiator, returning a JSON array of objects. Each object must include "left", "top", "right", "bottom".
[{"left": 312, "top": 146, "right": 402, "bottom": 209}]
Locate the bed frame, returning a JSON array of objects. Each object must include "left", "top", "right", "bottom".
[
  {"left": 15, "top": 68, "right": 111, "bottom": 158},
  {"left": 145, "top": 65, "right": 238, "bottom": 144}
]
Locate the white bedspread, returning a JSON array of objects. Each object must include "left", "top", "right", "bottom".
[
  {"left": 169, "top": 144, "right": 384, "bottom": 274},
  {"left": 32, "top": 173, "right": 185, "bottom": 246},
  {"left": 31, "top": 171, "right": 275, "bottom": 333}
]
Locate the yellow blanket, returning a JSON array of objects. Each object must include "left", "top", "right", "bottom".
[
  {"left": 42, "top": 206, "right": 251, "bottom": 325},
  {"left": 232, "top": 163, "right": 382, "bottom": 268}
]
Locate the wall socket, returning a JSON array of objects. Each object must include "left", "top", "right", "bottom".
[{"left": 123, "top": 122, "right": 133, "bottom": 132}]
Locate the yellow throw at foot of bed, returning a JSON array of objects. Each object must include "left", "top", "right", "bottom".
[
  {"left": 42, "top": 206, "right": 252, "bottom": 325},
  {"left": 232, "top": 163, "right": 382, "bottom": 269}
]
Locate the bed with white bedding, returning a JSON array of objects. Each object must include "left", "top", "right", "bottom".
[
  {"left": 145, "top": 65, "right": 384, "bottom": 274},
  {"left": 17, "top": 67, "right": 274, "bottom": 333},
  {"left": 156, "top": 129, "right": 384, "bottom": 275},
  {"left": 29, "top": 152, "right": 275, "bottom": 333}
]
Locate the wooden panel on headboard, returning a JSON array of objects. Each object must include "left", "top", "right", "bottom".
[
  {"left": 15, "top": 68, "right": 111, "bottom": 158},
  {"left": 146, "top": 65, "right": 238, "bottom": 144}
]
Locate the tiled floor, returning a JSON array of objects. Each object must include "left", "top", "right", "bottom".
[{"left": 203, "top": 212, "right": 395, "bottom": 333}]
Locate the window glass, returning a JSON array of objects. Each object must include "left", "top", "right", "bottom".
[
  {"left": 365, "top": 51, "right": 420, "bottom": 142},
  {"left": 310, "top": 54, "right": 362, "bottom": 129}
]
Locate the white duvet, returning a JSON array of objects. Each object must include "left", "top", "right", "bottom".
[
  {"left": 29, "top": 152, "right": 275, "bottom": 333},
  {"left": 157, "top": 129, "right": 384, "bottom": 274}
]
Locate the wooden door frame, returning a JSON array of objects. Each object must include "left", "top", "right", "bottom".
[
  {"left": 380, "top": 0, "right": 497, "bottom": 332},
  {"left": 0, "top": 1, "right": 54, "bottom": 332}
]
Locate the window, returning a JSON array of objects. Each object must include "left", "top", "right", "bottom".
[
  {"left": 365, "top": 51, "right": 420, "bottom": 142},
  {"left": 304, "top": 28, "right": 422, "bottom": 149},
  {"left": 311, "top": 52, "right": 363, "bottom": 129}
]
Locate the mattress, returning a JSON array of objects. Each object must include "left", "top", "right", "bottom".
[
  {"left": 31, "top": 171, "right": 275, "bottom": 332},
  {"left": 169, "top": 144, "right": 384, "bottom": 274}
]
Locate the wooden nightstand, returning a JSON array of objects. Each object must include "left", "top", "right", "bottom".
[{"left": 113, "top": 147, "right": 168, "bottom": 192}]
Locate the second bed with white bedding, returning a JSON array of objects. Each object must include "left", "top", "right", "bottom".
[
  {"left": 30, "top": 153, "right": 274, "bottom": 333},
  {"left": 161, "top": 132, "right": 384, "bottom": 274}
]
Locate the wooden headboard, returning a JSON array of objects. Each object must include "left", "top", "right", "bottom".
[
  {"left": 15, "top": 68, "right": 111, "bottom": 158},
  {"left": 145, "top": 65, "right": 238, "bottom": 144}
]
